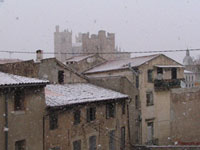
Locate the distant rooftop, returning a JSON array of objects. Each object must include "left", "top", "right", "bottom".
[
  {"left": 0, "top": 71, "right": 49, "bottom": 87},
  {"left": 85, "top": 54, "right": 160, "bottom": 73},
  {"left": 45, "top": 83, "right": 128, "bottom": 107},
  {"left": 66, "top": 54, "right": 95, "bottom": 62},
  {"left": 0, "top": 59, "right": 22, "bottom": 64}
]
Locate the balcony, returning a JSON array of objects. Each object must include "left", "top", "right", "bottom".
[{"left": 154, "top": 78, "right": 184, "bottom": 91}]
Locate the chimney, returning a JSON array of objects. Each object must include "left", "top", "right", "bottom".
[
  {"left": 36, "top": 50, "right": 43, "bottom": 62},
  {"left": 56, "top": 25, "right": 59, "bottom": 32}
]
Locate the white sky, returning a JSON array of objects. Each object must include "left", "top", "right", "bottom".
[{"left": 0, "top": 0, "right": 200, "bottom": 63}]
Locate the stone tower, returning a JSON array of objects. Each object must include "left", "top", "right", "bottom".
[
  {"left": 82, "top": 30, "right": 116, "bottom": 60},
  {"left": 54, "top": 25, "right": 73, "bottom": 62}
]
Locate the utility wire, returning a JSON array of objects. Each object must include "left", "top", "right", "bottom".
[{"left": 0, "top": 48, "right": 200, "bottom": 55}]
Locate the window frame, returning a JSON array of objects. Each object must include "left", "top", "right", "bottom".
[
  {"left": 49, "top": 113, "right": 58, "bottom": 130},
  {"left": 87, "top": 107, "right": 96, "bottom": 122},
  {"left": 73, "top": 140, "right": 81, "bottom": 150},
  {"left": 106, "top": 103, "right": 116, "bottom": 119},
  {"left": 14, "top": 89, "right": 25, "bottom": 111},
  {"left": 58, "top": 70, "right": 64, "bottom": 84},
  {"left": 15, "top": 139, "right": 26, "bottom": 150},
  {"left": 74, "top": 109, "right": 81, "bottom": 125},
  {"left": 147, "top": 69, "right": 153, "bottom": 83},
  {"left": 146, "top": 91, "right": 153, "bottom": 106}
]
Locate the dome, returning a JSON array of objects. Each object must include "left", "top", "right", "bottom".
[{"left": 183, "top": 50, "right": 193, "bottom": 65}]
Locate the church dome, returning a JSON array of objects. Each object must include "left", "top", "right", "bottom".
[{"left": 183, "top": 50, "right": 193, "bottom": 65}]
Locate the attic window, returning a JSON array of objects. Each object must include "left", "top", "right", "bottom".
[{"left": 58, "top": 70, "right": 64, "bottom": 84}]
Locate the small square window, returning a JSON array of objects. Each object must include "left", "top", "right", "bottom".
[
  {"left": 146, "top": 92, "right": 153, "bottom": 106},
  {"left": 49, "top": 113, "right": 58, "bottom": 130},
  {"left": 74, "top": 110, "right": 81, "bottom": 125},
  {"left": 106, "top": 103, "right": 115, "bottom": 118},
  {"left": 87, "top": 107, "right": 96, "bottom": 122},
  {"left": 14, "top": 89, "right": 25, "bottom": 111},
  {"left": 15, "top": 139, "right": 26, "bottom": 150}
]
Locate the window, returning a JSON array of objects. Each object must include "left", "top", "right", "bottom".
[
  {"left": 135, "top": 95, "right": 139, "bottom": 109},
  {"left": 106, "top": 103, "right": 115, "bottom": 118},
  {"left": 49, "top": 113, "right": 58, "bottom": 130},
  {"left": 157, "top": 68, "right": 163, "bottom": 74},
  {"left": 121, "top": 101, "right": 126, "bottom": 115},
  {"left": 74, "top": 110, "right": 81, "bottom": 125},
  {"left": 136, "top": 76, "right": 139, "bottom": 88},
  {"left": 120, "top": 127, "right": 125, "bottom": 150},
  {"left": 109, "top": 130, "right": 116, "bottom": 150},
  {"left": 89, "top": 135, "right": 97, "bottom": 150},
  {"left": 87, "top": 107, "right": 96, "bottom": 122},
  {"left": 58, "top": 70, "right": 64, "bottom": 84},
  {"left": 73, "top": 140, "right": 81, "bottom": 150},
  {"left": 147, "top": 122, "right": 154, "bottom": 142},
  {"left": 14, "top": 89, "right": 25, "bottom": 111},
  {"left": 15, "top": 139, "right": 26, "bottom": 150},
  {"left": 49, "top": 147, "right": 60, "bottom": 150},
  {"left": 147, "top": 69, "right": 153, "bottom": 82},
  {"left": 171, "top": 68, "right": 177, "bottom": 79},
  {"left": 146, "top": 92, "right": 153, "bottom": 106}
]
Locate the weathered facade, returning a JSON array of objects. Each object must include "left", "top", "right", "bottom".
[
  {"left": 0, "top": 72, "right": 48, "bottom": 150},
  {"left": 66, "top": 54, "right": 106, "bottom": 73},
  {"left": 85, "top": 54, "right": 185, "bottom": 145},
  {"left": 0, "top": 57, "right": 88, "bottom": 84},
  {"left": 45, "top": 84, "right": 130, "bottom": 150},
  {"left": 170, "top": 87, "right": 200, "bottom": 145}
]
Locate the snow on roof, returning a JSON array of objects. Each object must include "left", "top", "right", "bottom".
[
  {"left": 66, "top": 54, "right": 95, "bottom": 62},
  {"left": 154, "top": 65, "right": 184, "bottom": 68},
  {"left": 184, "top": 70, "right": 194, "bottom": 74},
  {"left": 0, "top": 72, "right": 49, "bottom": 87},
  {"left": 45, "top": 83, "right": 128, "bottom": 107},
  {"left": 85, "top": 54, "right": 159, "bottom": 73},
  {"left": 0, "top": 59, "right": 22, "bottom": 64}
]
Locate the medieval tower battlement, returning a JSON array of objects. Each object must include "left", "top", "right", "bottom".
[{"left": 54, "top": 26, "right": 130, "bottom": 62}]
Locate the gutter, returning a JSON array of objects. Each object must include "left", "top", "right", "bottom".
[{"left": 4, "top": 89, "right": 9, "bottom": 150}]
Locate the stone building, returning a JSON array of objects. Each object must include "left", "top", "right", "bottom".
[
  {"left": 170, "top": 87, "right": 200, "bottom": 145},
  {"left": 0, "top": 51, "right": 88, "bottom": 84},
  {"left": 54, "top": 26, "right": 130, "bottom": 62},
  {"left": 65, "top": 54, "right": 106, "bottom": 73},
  {"left": 184, "top": 70, "right": 195, "bottom": 88},
  {"left": 0, "top": 71, "right": 48, "bottom": 150},
  {"left": 84, "top": 54, "right": 185, "bottom": 145},
  {"left": 45, "top": 83, "right": 130, "bottom": 150}
]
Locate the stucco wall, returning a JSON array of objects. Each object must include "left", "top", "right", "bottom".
[
  {"left": 0, "top": 86, "right": 46, "bottom": 150},
  {"left": 170, "top": 87, "right": 200, "bottom": 145}
]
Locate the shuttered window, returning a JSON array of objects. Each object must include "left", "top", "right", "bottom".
[
  {"left": 109, "top": 130, "right": 115, "bottom": 150},
  {"left": 89, "top": 135, "right": 97, "bottom": 150}
]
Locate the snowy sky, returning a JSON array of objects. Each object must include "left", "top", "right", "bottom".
[{"left": 0, "top": 0, "right": 200, "bottom": 63}]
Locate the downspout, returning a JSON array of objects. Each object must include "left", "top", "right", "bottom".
[
  {"left": 4, "top": 89, "right": 9, "bottom": 150},
  {"left": 127, "top": 98, "right": 131, "bottom": 146}
]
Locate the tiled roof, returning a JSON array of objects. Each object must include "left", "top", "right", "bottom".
[
  {"left": 45, "top": 83, "right": 128, "bottom": 107},
  {"left": 0, "top": 72, "right": 49, "bottom": 87},
  {"left": 85, "top": 54, "right": 159, "bottom": 73}
]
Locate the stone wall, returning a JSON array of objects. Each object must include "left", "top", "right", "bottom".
[
  {"left": 45, "top": 99, "right": 130, "bottom": 150},
  {"left": 88, "top": 75, "right": 140, "bottom": 145},
  {"left": 170, "top": 87, "right": 200, "bottom": 145}
]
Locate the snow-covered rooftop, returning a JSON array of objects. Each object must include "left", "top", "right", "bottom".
[
  {"left": 184, "top": 70, "right": 194, "bottom": 74},
  {"left": 85, "top": 54, "right": 159, "bottom": 73},
  {"left": 0, "top": 72, "right": 49, "bottom": 87},
  {"left": 66, "top": 54, "right": 95, "bottom": 62},
  {"left": 45, "top": 83, "right": 128, "bottom": 107}
]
